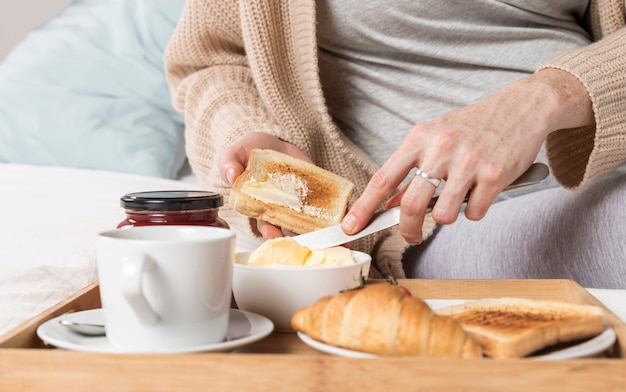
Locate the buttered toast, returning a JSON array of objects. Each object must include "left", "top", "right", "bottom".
[
  {"left": 435, "top": 297, "right": 606, "bottom": 358},
  {"left": 230, "top": 149, "right": 355, "bottom": 234}
]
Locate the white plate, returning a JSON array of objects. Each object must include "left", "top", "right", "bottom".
[
  {"left": 298, "top": 332, "right": 377, "bottom": 359},
  {"left": 297, "top": 299, "right": 617, "bottom": 360},
  {"left": 37, "top": 308, "right": 274, "bottom": 354}
]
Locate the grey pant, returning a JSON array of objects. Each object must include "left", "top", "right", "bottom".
[{"left": 404, "top": 170, "right": 626, "bottom": 289}]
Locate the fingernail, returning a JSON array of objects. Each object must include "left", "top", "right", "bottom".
[
  {"left": 342, "top": 214, "right": 356, "bottom": 234},
  {"left": 225, "top": 166, "right": 236, "bottom": 185}
]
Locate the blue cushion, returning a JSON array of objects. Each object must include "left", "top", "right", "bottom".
[{"left": 0, "top": 0, "right": 186, "bottom": 178}]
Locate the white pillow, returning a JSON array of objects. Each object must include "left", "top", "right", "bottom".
[{"left": 0, "top": 0, "right": 186, "bottom": 178}]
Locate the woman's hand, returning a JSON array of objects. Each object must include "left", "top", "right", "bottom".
[
  {"left": 219, "top": 132, "right": 313, "bottom": 239},
  {"left": 342, "top": 69, "right": 594, "bottom": 244}
]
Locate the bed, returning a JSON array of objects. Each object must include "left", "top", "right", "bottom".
[{"left": 0, "top": 0, "right": 623, "bottom": 338}]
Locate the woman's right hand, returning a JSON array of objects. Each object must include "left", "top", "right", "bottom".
[
  {"left": 219, "top": 132, "right": 313, "bottom": 239},
  {"left": 342, "top": 69, "right": 594, "bottom": 245}
]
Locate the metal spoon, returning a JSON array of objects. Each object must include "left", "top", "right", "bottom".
[{"left": 59, "top": 319, "right": 106, "bottom": 336}]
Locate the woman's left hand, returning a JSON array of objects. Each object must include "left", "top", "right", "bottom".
[{"left": 219, "top": 132, "right": 314, "bottom": 240}]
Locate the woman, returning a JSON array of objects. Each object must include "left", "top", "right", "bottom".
[{"left": 165, "top": 1, "right": 626, "bottom": 288}]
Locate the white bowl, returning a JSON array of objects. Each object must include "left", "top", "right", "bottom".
[{"left": 232, "top": 250, "right": 371, "bottom": 332}]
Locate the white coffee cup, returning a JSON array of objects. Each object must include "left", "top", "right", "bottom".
[{"left": 96, "top": 225, "right": 235, "bottom": 352}]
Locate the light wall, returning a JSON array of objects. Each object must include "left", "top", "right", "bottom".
[{"left": 0, "top": 0, "right": 71, "bottom": 61}]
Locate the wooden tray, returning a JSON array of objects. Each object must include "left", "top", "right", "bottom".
[{"left": 1, "top": 279, "right": 625, "bottom": 391}]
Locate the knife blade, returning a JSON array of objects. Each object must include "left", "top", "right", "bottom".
[{"left": 291, "top": 162, "right": 549, "bottom": 249}]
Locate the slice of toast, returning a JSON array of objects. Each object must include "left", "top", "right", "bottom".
[
  {"left": 435, "top": 297, "right": 606, "bottom": 359},
  {"left": 230, "top": 149, "right": 355, "bottom": 234}
]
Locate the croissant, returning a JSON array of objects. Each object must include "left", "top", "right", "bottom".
[{"left": 291, "top": 283, "right": 482, "bottom": 358}]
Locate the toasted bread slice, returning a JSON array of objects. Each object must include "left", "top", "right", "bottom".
[
  {"left": 435, "top": 297, "right": 606, "bottom": 359},
  {"left": 230, "top": 149, "right": 355, "bottom": 234}
]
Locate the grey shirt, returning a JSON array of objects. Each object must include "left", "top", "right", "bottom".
[{"left": 316, "top": 0, "right": 591, "bottom": 171}]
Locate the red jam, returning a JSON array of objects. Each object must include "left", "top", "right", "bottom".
[{"left": 117, "top": 190, "right": 229, "bottom": 229}]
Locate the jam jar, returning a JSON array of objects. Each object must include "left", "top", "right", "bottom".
[{"left": 117, "top": 190, "right": 229, "bottom": 229}]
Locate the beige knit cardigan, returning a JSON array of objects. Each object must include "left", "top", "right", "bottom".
[{"left": 165, "top": 0, "right": 626, "bottom": 278}]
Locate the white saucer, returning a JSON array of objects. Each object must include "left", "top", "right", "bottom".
[
  {"left": 297, "top": 299, "right": 617, "bottom": 360},
  {"left": 37, "top": 308, "right": 274, "bottom": 354}
]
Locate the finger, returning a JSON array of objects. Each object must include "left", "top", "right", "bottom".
[
  {"left": 429, "top": 172, "right": 474, "bottom": 225},
  {"left": 343, "top": 155, "right": 417, "bottom": 234},
  {"left": 222, "top": 164, "right": 243, "bottom": 185},
  {"left": 398, "top": 170, "right": 440, "bottom": 244},
  {"left": 463, "top": 190, "right": 494, "bottom": 221},
  {"left": 435, "top": 161, "right": 511, "bottom": 223},
  {"left": 463, "top": 179, "right": 505, "bottom": 221},
  {"left": 219, "top": 144, "right": 251, "bottom": 185},
  {"left": 384, "top": 181, "right": 409, "bottom": 209},
  {"left": 257, "top": 220, "right": 284, "bottom": 240}
]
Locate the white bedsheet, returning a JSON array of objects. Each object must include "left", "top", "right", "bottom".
[
  {"left": 0, "top": 164, "right": 260, "bottom": 336},
  {"left": 0, "top": 164, "right": 623, "bottom": 337}
]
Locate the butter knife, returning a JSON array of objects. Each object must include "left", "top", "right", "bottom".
[{"left": 291, "top": 162, "right": 549, "bottom": 249}]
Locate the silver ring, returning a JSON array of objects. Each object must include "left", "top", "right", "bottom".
[{"left": 414, "top": 168, "right": 441, "bottom": 188}]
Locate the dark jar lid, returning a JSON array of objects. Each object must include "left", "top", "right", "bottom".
[{"left": 120, "top": 191, "right": 223, "bottom": 212}]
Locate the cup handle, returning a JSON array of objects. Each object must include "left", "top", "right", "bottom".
[{"left": 121, "top": 253, "right": 159, "bottom": 325}]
